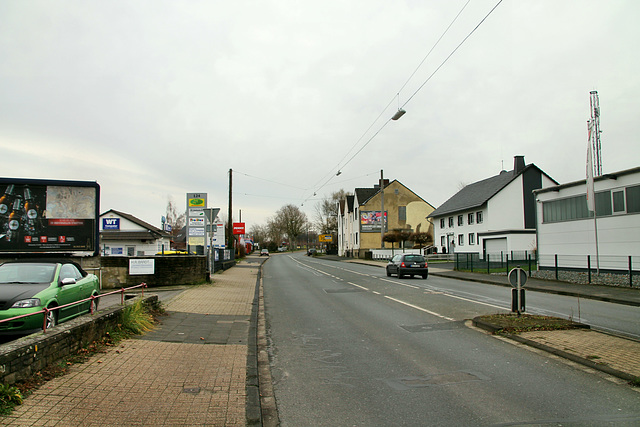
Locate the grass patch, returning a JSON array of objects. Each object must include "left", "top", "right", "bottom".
[
  {"left": 3, "top": 300, "right": 164, "bottom": 416},
  {"left": 477, "top": 313, "right": 585, "bottom": 334}
]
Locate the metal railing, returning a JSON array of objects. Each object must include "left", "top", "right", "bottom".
[{"left": 0, "top": 283, "right": 147, "bottom": 333}]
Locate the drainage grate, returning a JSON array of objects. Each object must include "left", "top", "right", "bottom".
[{"left": 183, "top": 387, "right": 201, "bottom": 394}]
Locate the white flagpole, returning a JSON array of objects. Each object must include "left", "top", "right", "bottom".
[{"left": 587, "top": 121, "right": 600, "bottom": 274}]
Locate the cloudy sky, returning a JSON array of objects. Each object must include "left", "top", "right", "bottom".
[{"left": 1, "top": 1, "right": 638, "bottom": 230}]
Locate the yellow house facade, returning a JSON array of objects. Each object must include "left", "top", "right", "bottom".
[{"left": 338, "top": 179, "right": 435, "bottom": 258}]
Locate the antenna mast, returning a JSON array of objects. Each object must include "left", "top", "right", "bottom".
[{"left": 589, "top": 91, "right": 602, "bottom": 176}]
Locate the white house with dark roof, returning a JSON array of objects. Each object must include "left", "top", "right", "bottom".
[
  {"left": 99, "top": 209, "right": 172, "bottom": 256},
  {"left": 428, "top": 156, "right": 557, "bottom": 258}
]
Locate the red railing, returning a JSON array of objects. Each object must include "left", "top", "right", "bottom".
[{"left": 0, "top": 283, "right": 147, "bottom": 333}]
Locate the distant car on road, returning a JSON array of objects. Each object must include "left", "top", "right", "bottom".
[
  {"left": 0, "top": 260, "right": 101, "bottom": 335},
  {"left": 386, "top": 254, "right": 428, "bottom": 279},
  {"left": 307, "top": 248, "right": 317, "bottom": 256},
  {"left": 260, "top": 249, "right": 270, "bottom": 256}
]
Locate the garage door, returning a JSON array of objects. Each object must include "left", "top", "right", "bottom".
[{"left": 484, "top": 238, "right": 507, "bottom": 259}]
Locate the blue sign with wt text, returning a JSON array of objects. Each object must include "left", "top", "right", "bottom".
[{"left": 103, "top": 218, "right": 120, "bottom": 230}]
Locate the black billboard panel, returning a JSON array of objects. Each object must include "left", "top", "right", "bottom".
[{"left": 0, "top": 178, "right": 100, "bottom": 256}]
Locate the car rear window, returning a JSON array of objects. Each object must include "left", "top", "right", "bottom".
[{"left": 404, "top": 255, "right": 424, "bottom": 262}]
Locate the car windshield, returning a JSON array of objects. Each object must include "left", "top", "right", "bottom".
[
  {"left": 0, "top": 263, "right": 56, "bottom": 284},
  {"left": 404, "top": 255, "right": 424, "bottom": 262}
]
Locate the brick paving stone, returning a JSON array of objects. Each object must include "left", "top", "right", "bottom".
[
  {"left": 0, "top": 260, "right": 259, "bottom": 427},
  {"left": 519, "top": 329, "right": 640, "bottom": 378}
]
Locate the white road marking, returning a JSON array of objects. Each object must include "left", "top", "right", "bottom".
[{"left": 384, "top": 296, "right": 456, "bottom": 321}]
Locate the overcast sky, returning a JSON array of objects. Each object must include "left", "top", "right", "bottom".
[{"left": 1, "top": 1, "right": 638, "bottom": 230}]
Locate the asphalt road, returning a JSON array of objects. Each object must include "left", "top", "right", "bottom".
[{"left": 263, "top": 253, "right": 640, "bottom": 426}]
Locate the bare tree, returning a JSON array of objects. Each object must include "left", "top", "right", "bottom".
[
  {"left": 314, "top": 189, "right": 348, "bottom": 235},
  {"left": 410, "top": 231, "right": 433, "bottom": 252},
  {"left": 274, "top": 204, "right": 307, "bottom": 250},
  {"left": 166, "top": 197, "right": 185, "bottom": 238}
]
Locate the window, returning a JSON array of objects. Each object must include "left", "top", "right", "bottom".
[
  {"left": 458, "top": 215, "right": 463, "bottom": 226},
  {"left": 612, "top": 190, "right": 625, "bottom": 213},
  {"left": 458, "top": 234, "right": 464, "bottom": 246},
  {"left": 441, "top": 236, "right": 446, "bottom": 246},
  {"left": 440, "top": 218, "right": 445, "bottom": 228},
  {"left": 60, "top": 264, "right": 82, "bottom": 281},
  {"left": 127, "top": 246, "right": 135, "bottom": 256},
  {"left": 448, "top": 217, "right": 454, "bottom": 227},
  {"left": 595, "top": 190, "right": 612, "bottom": 216},
  {"left": 468, "top": 233, "right": 475, "bottom": 245},
  {"left": 476, "top": 211, "right": 483, "bottom": 223},
  {"left": 627, "top": 185, "right": 640, "bottom": 213},
  {"left": 468, "top": 213, "right": 474, "bottom": 225},
  {"left": 398, "top": 206, "right": 406, "bottom": 221}
]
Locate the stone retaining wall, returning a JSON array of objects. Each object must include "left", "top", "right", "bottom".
[{"left": 0, "top": 295, "right": 159, "bottom": 386}]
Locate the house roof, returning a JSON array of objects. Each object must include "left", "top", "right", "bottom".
[
  {"left": 346, "top": 195, "right": 355, "bottom": 212},
  {"left": 534, "top": 166, "right": 640, "bottom": 195},
  {"left": 100, "top": 209, "right": 171, "bottom": 239},
  {"left": 428, "top": 164, "right": 556, "bottom": 218},
  {"left": 354, "top": 187, "right": 379, "bottom": 205}
]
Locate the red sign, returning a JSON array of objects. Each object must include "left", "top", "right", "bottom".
[{"left": 233, "top": 222, "right": 245, "bottom": 235}]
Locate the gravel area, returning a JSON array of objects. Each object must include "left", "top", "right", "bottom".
[{"left": 531, "top": 269, "right": 639, "bottom": 288}]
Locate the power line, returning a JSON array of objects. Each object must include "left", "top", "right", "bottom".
[
  {"left": 402, "top": 0, "right": 503, "bottom": 108},
  {"left": 302, "top": 0, "right": 495, "bottom": 203}
]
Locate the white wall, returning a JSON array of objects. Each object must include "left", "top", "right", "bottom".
[{"left": 535, "top": 170, "right": 640, "bottom": 269}]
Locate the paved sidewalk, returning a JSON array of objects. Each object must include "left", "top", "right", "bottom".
[{"left": 1, "top": 257, "right": 262, "bottom": 427}]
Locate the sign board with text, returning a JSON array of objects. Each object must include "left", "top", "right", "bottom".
[
  {"left": 0, "top": 178, "right": 100, "bottom": 256},
  {"left": 186, "top": 193, "right": 207, "bottom": 248},
  {"left": 233, "top": 222, "right": 245, "bottom": 235}
]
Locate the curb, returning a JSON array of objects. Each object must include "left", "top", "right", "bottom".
[
  {"left": 472, "top": 318, "right": 639, "bottom": 383},
  {"left": 334, "top": 259, "right": 639, "bottom": 307}
]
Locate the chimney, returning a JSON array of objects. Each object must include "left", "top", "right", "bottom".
[
  {"left": 513, "top": 156, "right": 525, "bottom": 176},
  {"left": 375, "top": 179, "right": 390, "bottom": 189}
]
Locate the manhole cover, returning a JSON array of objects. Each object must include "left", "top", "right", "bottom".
[{"left": 183, "top": 387, "right": 201, "bottom": 394}]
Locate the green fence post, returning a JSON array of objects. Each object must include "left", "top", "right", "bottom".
[{"left": 487, "top": 253, "right": 490, "bottom": 275}]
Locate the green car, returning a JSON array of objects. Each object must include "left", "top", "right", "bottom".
[{"left": 0, "top": 260, "right": 100, "bottom": 335}]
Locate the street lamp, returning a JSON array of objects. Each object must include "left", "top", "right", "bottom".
[{"left": 391, "top": 109, "right": 406, "bottom": 120}]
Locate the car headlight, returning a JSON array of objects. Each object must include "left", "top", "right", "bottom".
[{"left": 11, "top": 298, "right": 41, "bottom": 308}]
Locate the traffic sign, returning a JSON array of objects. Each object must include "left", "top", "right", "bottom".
[{"left": 508, "top": 267, "right": 528, "bottom": 288}]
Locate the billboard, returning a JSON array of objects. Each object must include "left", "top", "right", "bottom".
[
  {"left": 319, "top": 234, "right": 333, "bottom": 242},
  {"left": 360, "top": 211, "right": 388, "bottom": 233},
  {"left": 0, "top": 178, "right": 100, "bottom": 256}
]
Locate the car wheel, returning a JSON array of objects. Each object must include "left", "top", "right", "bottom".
[
  {"left": 398, "top": 273, "right": 404, "bottom": 279},
  {"left": 45, "top": 307, "right": 58, "bottom": 330},
  {"left": 410, "top": 275, "right": 414, "bottom": 278},
  {"left": 422, "top": 274, "right": 428, "bottom": 279}
]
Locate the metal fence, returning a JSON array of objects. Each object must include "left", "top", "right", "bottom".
[
  {"left": 538, "top": 254, "right": 638, "bottom": 286},
  {"left": 455, "top": 251, "right": 536, "bottom": 275}
]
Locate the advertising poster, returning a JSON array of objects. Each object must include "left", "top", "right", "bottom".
[
  {"left": 0, "top": 179, "right": 99, "bottom": 255},
  {"left": 360, "top": 211, "right": 388, "bottom": 233}
]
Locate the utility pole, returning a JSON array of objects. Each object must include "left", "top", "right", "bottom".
[
  {"left": 228, "top": 169, "right": 233, "bottom": 252},
  {"left": 380, "top": 169, "right": 385, "bottom": 249}
]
